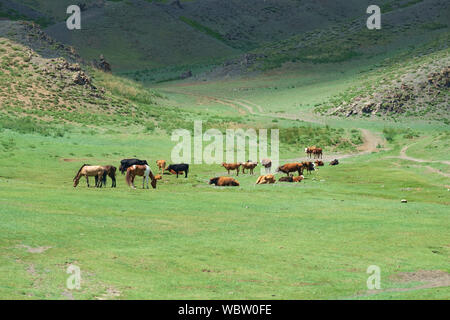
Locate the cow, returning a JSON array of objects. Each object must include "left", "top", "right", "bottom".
[
  {"left": 156, "top": 160, "right": 166, "bottom": 174},
  {"left": 255, "top": 174, "right": 276, "bottom": 184},
  {"left": 166, "top": 164, "right": 189, "bottom": 178},
  {"left": 313, "top": 147, "right": 323, "bottom": 159},
  {"left": 261, "top": 158, "right": 272, "bottom": 173},
  {"left": 330, "top": 159, "right": 339, "bottom": 166},
  {"left": 222, "top": 162, "right": 241, "bottom": 176},
  {"left": 241, "top": 161, "right": 258, "bottom": 175},
  {"left": 209, "top": 176, "right": 240, "bottom": 187},
  {"left": 119, "top": 158, "right": 148, "bottom": 175},
  {"left": 302, "top": 161, "right": 315, "bottom": 174},
  {"left": 305, "top": 146, "right": 316, "bottom": 158},
  {"left": 276, "top": 163, "right": 303, "bottom": 176},
  {"left": 279, "top": 175, "right": 305, "bottom": 183},
  {"left": 169, "top": 169, "right": 184, "bottom": 175},
  {"left": 314, "top": 160, "right": 324, "bottom": 167},
  {"left": 154, "top": 174, "right": 162, "bottom": 180}
]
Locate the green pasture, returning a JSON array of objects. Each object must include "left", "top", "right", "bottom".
[{"left": 0, "top": 127, "right": 448, "bottom": 299}]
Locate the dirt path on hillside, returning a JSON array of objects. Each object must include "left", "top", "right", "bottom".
[{"left": 388, "top": 145, "right": 450, "bottom": 179}]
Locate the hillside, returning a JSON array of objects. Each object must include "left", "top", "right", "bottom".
[{"left": 2, "top": 0, "right": 394, "bottom": 71}]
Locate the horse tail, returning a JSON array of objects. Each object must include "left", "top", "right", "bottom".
[{"left": 73, "top": 164, "right": 89, "bottom": 181}]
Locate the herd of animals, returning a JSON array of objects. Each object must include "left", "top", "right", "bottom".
[{"left": 72, "top": 146, "right": 339, "bottom": 189}]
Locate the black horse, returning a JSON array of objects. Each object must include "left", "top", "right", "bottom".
[{"left": 119, "top": 159, "right": 148, "bottom": 175}]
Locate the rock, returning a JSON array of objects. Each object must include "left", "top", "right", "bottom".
[{"left": 401, "top": 199, "right": 407, "bottom": 203}]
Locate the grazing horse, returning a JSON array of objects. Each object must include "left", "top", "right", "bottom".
[
  {"left": 119, "top": 159, "right": 148, "bottom": 175},
  {"left": 255, "top": 174, "right": 276, "bottom": 184},
  {"left": 73, "top": 164, "right": 105, "bottom": 188},
  {"left": 126, "top": 165, "right": 157, "bottom": 189},
  {"left": 156, "top": 160, "right": 166, "bottom": 174},
  {"left": 96, "top": 165, "right": 117, "bottom": 188},
  {"left": 241, "top": 161, "right": 258, "bottom": 175},
  {"left": 209, "top": 177, "right": 240, "bottom": 186},
  {"left": 222, "top": 162, "right": 241, "bottom": 176},
  {"left": 276, "top": 163, "right": 304, "bottom": 176},
  {"left": 261, "top": 158, "right": 272, "bottom": 173}
]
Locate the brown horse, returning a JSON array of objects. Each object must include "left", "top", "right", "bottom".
[
  {"left": 126, "top": 164, "right": 157, "bottom": 189},
  {"left": 73, "top": 164, "right": 105, "bottom": 188},
  {"left": 95, "top": 165, "right": 117, "bottom": 188}
]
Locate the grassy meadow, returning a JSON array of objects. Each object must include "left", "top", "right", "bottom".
[{"left": 0, "top": 0, "right": 449, "bottom": 300}]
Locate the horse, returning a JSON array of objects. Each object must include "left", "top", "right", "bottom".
[
  {"left": 119, "top": 159, "right": 148, "bottom": 175},
  {"left": 73, "top": 164, "right": 105, "bottom": 188},
  {"left": 125, "top": 164, "right": 157, "bottom": 189},
  {"left": 95, "top": 165, "right": 117, "bottom": 188}
]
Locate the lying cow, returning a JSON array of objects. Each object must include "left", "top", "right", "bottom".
[
  {"left": 276, "top": 163, "right": 303, "bottom": 176},
  {"left": 255, "top": 174, "right": 276, "bottom": 184},
  {"left": 279, "top": 175, "right": 304, "bottom": 183},
  {"left": 314, "top": 160, "right": 324, "bottom": 167},
  {"left": 222, "top": 162, "right": 241, "bottom": 176},
  {"left": 119, "top": 158, "right": 148, "bottom": 175},
  {"left": 166, "top": 163, "right": 189, "bottom": 178},
  {"left": 156, "top": 160, "right": 166, "bottom": 174},
  {"left": 330, "top": 159, "right": 339, "bottom": 166},
  {"left": 209, "top": 176, "right": 240, "bottom": 187},
  {"left": 241, "top": 161, "right": 258, "bottom": 175}
]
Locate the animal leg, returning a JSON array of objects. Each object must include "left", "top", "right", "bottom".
[{"left": 86, "top": 176, "right": 90, "bottom": 188}]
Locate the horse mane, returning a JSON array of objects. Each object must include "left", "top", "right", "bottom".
[{"left": 73, "top": 164, "right": 89, "bottom": 181}]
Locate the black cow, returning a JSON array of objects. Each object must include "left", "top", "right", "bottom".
[
  {"left": 330, "top": 159, "right": 339, "bottom": 166},
  {"left": 119, "top": 158, "right": 148, "bottom": 174},
  {"left": 167, "top": 164, "right": 189, "bottom": 178}
]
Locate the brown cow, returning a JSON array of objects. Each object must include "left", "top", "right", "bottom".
[
  {"left": 255, "top": 174, "right": 276, "bottom": 184},
  {"left": 209, "top": 176, "right": 240, "bottom": 186},
  {"left": 276, "top": 163, "right": 303, "bottom": 176},
  {"left": 279, "top": 175, "right": 305, "bottom": 182},
  {"left": 313, "top": 147, "right": 323, "bottom": 159},
  {"left": 241, "top": 161, "right": 258, "bottom": 175},
  {"left": 156, "top": 160, "right": 166, "bottom": 174},
  {"left": 154, "top": 174, "right": 162, "bottom": 180},
  {"left": 302, "top": 161, "right": 315, "bottom": 174},
  {"left": 305, "top": 146, "right": 316, "bottom": 158},
  {"left": 314, "top": 160, "right": 324, "bottom": 167},
  {"left": 222, "top": 162, "right": 241, "bottom": 176}
]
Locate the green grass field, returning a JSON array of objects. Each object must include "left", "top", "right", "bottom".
[{"left": 0, "top": 1, "right": 449, "bottom": 300}]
